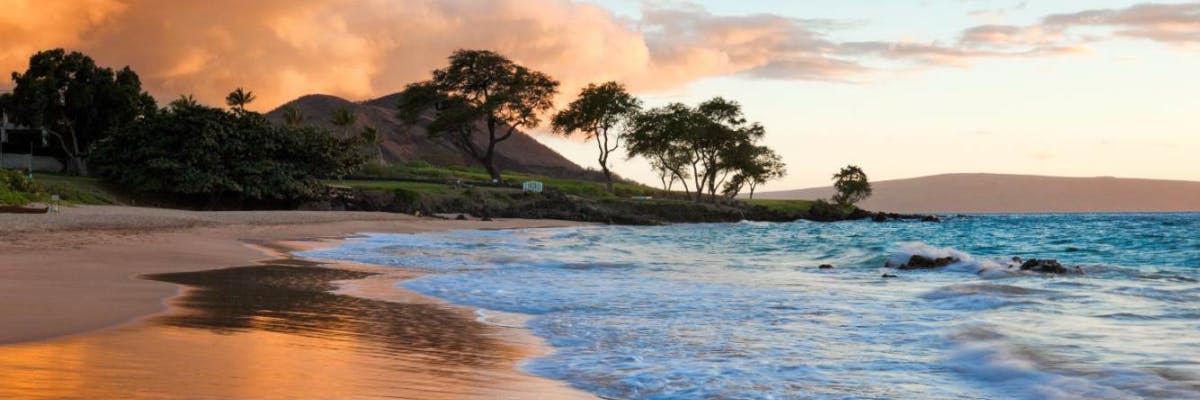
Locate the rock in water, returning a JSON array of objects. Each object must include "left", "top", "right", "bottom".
[
  {"left": 882, "top": 273, "right": 899, "bottom": 278},
  {"left": 1019, "top": 259, "right": 1078, "bottom": 274},
  {"left": 818, "top": 264, "right": 834, "bottom": 269},
  {"left": 891, "top": 255, "right": 961, "bottom": 270}
]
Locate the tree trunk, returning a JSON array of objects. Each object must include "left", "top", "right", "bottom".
[
  {"left": 602, "top": 166, "right": 614, "bottom": 194},
  {"left": 482, "top": 154, "right": 501, "bottom": 183}
]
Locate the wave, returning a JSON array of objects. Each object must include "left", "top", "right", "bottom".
[{"left": 946, "top": 324, "right": 1200, "bottom": 400}]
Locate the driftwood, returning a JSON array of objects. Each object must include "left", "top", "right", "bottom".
[{"left": 0, "top": 205, "right": 49, "bottom": 214}]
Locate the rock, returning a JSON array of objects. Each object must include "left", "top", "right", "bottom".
[
  {"left": 481, "top": 216, "right": 494, "bottom": 222},
  {"left": 818, "top": 264, "right": 834, "bottom": 269},
  {"left": 921, "top": 215, "right": 941, "bottom": 223},
  {"left": 892, "top": 255, "right": 961, "bottom": 270},
  {"left": 1019, "top": 259, "right": 1079, "bottom": 274},
  {"left": 455, "top": 214, "right": 468, "bottom": 220},
  {"left": 882, "top": 273, "right": 899, "bottom": 278}
]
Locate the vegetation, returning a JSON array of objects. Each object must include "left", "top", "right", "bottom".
[
  {"left": 1, "top": 49, "right": 157, "bottom": 175},
  {"left": 552, "top": 81, "right": 642, "bottom": 193},
  {"left": 33, "top": 173, "right": 121, "bottom": 205},
  {"left": 224, "top": 87, "right": 256, "bottom": 113},
  {"left": 396, "top": 49, "right": 559, "bottom": 182},
  {"left": 92, "top": 89, "right": 366, "bottom": 207},
  {"left": 832, "top": 165, "right": 872, "bottom": 206},
  {"left": 0, "top": 169, "right": 44, "bottom": 205},
  {"left": 625, "top": 97, "right": 781, "bottom": 203}
]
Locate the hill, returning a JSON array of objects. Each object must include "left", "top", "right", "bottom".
[
  {"left": 265, "top": 93, "right": 589, "bottom": 179},
  {"left": 756, "top": 173, "right": 1200, "bottom": 213}
]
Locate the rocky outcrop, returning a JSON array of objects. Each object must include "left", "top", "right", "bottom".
[
  {"left": 887, "top": 255, "right": 961, "bottom": 270},
  {"left": 1013, "top": 258, "right": 1082, "bottom": 274}
]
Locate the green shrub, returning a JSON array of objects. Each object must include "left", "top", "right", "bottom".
[{"left": 0, "top": 169, "right": 44, "bottom": 205}]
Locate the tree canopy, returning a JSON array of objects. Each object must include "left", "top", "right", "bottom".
[
  {"left": 93, "top": 97, "right": 366, "bottom": 207},
  {"left": 626, "top": 97, "right": 778, "bottom": 202},
  {"left": 551, "top": 81, "right": 641, "bottom": 193},
  {"left": 832, "top": 165, "right": 872, "bottom": 206},
  {"left": 3, "top": 49, "right": 157, "bottom": 175},
  {"left": 396, "top": 49, "right": 558, "bottom": 181}
]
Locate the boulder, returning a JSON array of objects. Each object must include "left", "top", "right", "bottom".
[
  {"left": 818, "top": 264, "right": 834, "bottom": 269},
  {"left": 882, "top": 273, "right": 899, "bottom": 278},
  {"left": 1019, "top": 259, "right": 1079, "bottom": 274},
  {"left": 890, "top": 255, "right": 960, "bottom": 270}
]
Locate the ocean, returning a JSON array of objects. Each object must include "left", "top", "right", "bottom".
[{"left": 301, "top": 214, "right": 1200, "bottom": 399}]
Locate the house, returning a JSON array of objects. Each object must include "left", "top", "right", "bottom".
[{"left": 1, "top": 111, "right": 59, "bottom": 174}]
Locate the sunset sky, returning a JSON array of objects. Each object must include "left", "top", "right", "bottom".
[{"left": 2, "top": 0, "right": 1198, "bottom": 190}]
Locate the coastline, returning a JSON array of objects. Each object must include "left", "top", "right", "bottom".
[{"left": 0, "top": 205, "right": 596, "bottom": 399}]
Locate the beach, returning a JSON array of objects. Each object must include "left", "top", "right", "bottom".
[{"left": 0, "top": 205, "right": 596, "bottom": 399}]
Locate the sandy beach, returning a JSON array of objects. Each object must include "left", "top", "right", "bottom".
[{"left": 0, "top": 205, "right": 596, "bottom": 399}]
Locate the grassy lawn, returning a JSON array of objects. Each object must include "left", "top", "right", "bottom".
[
  {"left": 744, "top": 199, "right": 816, "bottom": 214},
  {"left": 351, "top": 162, "right": 660, "bottom": 199},
  {"left": 32, "top": 173, "right": 123, "bottom": 205}
]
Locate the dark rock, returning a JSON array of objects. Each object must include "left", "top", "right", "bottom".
[
  {"left": 1065, "top": 247, "right": 1080, "bottom": 252},
  {"left": 455, "top": 214, "right": 467, "bottom": 220},
  {"left": 921, "top": 215, "right": 941, "bottom": 222},
  {"left": 481, "top": 216, "right": 494, "bottom": 222},
  {"left": 892, "top": 255, "right": 961, "bottom": 270},
  {"left": 1018, "top": 259, "right": 1078, "bottom": 274},
  {"left": 818, "top": 264, "right": 834, "bottom": 269},
  {"left": 882, "top": 273, "right": 899, "bottom": 278}
]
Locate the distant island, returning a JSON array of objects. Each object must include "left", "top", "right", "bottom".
[{"left": 757, "top": 173, "right": 1200, "bottom": 213}]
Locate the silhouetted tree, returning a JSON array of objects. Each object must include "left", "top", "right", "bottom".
[
  {"left": 397, "top": 49, "right": 559, "bottom": 182},
  {"left": 225, "top": 87, "right": 256, "bottom": 113},
  {"left": 626, "top": 97, "right": 769, "bottom": 202},
  {"left": 5, "top": 49, "right": 157, "bottom": 175},
  {"left": 832, "top": 165, "right": 872, "bottom": 206},
  {"left": 94, "top": 100, "right": 366, "bottom": 207},
  {"left": 625, "top": 103, "right": 699, "bottom": 199},
  {"left": 722, "top": 145, "right": 786, "bottom": 199},
  {"left": 551, "top": 82, "right": 641, "bottom": 193},
  {"left": 170, "top": 94, "right": 201, "bottom": 110},
  {"left": 281, "top": 106, "right": 305, "bottom": 126},
  {"left": 330, "top": 106, "right": 356, "bottom": 134}
]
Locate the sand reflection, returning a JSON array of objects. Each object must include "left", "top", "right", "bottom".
[{"left": 0, "top": 265, "right": 594, "bottom": 399}]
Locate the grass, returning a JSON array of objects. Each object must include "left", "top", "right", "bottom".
[
  {"left": 744, "top": 199, "right": 817, "bottom": 214},
  {"left": 351, "top": 162, "right": 660, "bottom": 199},
  {"left": 32, "top": 173, "right": 122, "bottom": 205}
]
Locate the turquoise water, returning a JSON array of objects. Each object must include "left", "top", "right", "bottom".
[{"left": 302, "top": 214, "right": 1200, "bottom": 399}]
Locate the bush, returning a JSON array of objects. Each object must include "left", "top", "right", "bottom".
[
  {"left": 93, "top": 104, "right": 366, "bottom": 208},
  {"left": 0, "top": 169, "right": 44, "bottom": 205}
]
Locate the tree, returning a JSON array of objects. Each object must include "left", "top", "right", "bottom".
[
  {"left": 170, "top": 94, "right": 201, "bottom": 109},
  {"left": 93, "top": 96, "right": 366, "bottom": 208},
  {"left": 397, "top": 49, "right": 559, "bottom": 182},
  {"left": 832, "top": 165, "right": 872, "bottom": 206},
  {"left": 5, "top": 49, "right": 157, "bottom": 175},
  {"left": 330, "top": 106, "right": 356, "bottom": 132},
  {"left": 281, "top": 106, "right": 305, "bottom": 126},
  {"left": 225, "top": 87, "right": 256, "bottom": 113},
  {"left": 551, "top": 82, "right": 641, "bottom": 193},
  {"left": 626, "top": 97, "right": 770, "bottom": 202},
  {"left": 722, "top": 145, "right": 786, "bottom": 199},
  {"left": 625, "top": 103, "right": 700, "bottom": 199}
]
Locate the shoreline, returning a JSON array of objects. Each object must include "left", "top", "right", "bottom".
[{"left": 0, "top": 205, "right": 596, "bottom": 399}]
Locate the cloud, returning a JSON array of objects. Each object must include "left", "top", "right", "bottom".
[
  {"left": 1043, "top": 3, "right": 1200, "bottom": 45},
  {"left": 0, "top": 1, "right": 1194, "bottom": 109},
  {"left": 4, "top": 0, "right": 867, "bottom": 109}
]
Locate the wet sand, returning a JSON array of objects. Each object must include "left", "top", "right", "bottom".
[{"left": 0, "top": 206, "right": 596, "bottom": 399}]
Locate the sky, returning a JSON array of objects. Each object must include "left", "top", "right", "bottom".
[{"left": 1, "top": 0, "right": 1198, "bottom": 190}]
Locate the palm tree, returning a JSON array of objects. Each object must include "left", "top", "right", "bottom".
[
  {"left": 225, "top": 87, "right": 256, "bottom": 112},
  {"left": 330, "top": 107, "right": 356, "bottom": 135},
  {"left": 359, "top": 126, "right": 386, "bottom": 165},
  {"left": 281, "top": 106, "right": 305, "bottom": 126},
  {"left": 170, "top": 94, "right": 201, "bottom": 110}
]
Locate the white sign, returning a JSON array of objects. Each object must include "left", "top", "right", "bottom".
[{"left": 522, "top": 181, "right": 544, "bottom": 193}]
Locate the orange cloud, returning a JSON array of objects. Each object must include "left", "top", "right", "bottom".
[{"left": 0, "top": 1, "right": 1184, "bottom": 110}]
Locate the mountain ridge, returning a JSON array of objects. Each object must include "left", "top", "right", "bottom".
[
  {"left": 757, "top": 173, "right": 1200, "bottom": 213},
  {"left": 264, "top": 93, "right": 589, "bottom": 179}
]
